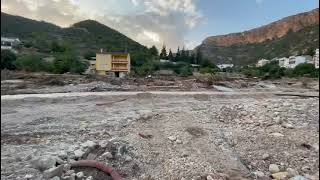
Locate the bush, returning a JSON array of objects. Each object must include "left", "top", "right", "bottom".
[
  {"left": 293, "top": 63, "right": 317, "bottom": 77},
  {"left": 53, "top": 51, "right": 88, "bottom": 74},
  {"left": 84, "top": 50, "right": 96, "bottom": 60},
  {"left": 200, "top": 67, "right": 217, "bottom": 75},
  {"left": 179, "top": 65, "right": 193, "bottom": 77},
  {"left": 1, "top": 50, "right": 17, "bottom": 70},
  {"left": 16, "top": 54, "right": 51, "bottom": 72}
]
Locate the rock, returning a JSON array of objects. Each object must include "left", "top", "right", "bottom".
[
  {"left": 304, "top": 174, "right": 317, "bottom": 180},
  {"left": 30, "top": 155, "right": 57, "bottom": 171},
  {"left": 43, "top": 165, "right": 64, "bottom": 179},
  {"left": 86, "top": 176, "right": 93, "bottom": 180},
  {"left": 271, "top": 172, "right": 288, "bottom": 180},
  {"left": 301, "top": 166, "right": 310, "bottom": 172},
  {"left": 99, "top": 140, "right": 109, "bottom": 148},
  {"left": 63, "top": 164, "right": 71, "bottom": 171},
  {"left": 275, "top": 116, "right": 282, "bottom": 124},
  {"left": 65, "top": 170, "right": 75, "bottom": 176},
  {"left": 206, "top": 175, "right": 214, "bottom": 180},
  {"left": 269, "top": 133, "right": 285, "bottom": 137},
  {"left": 176, "top": 139, "right": 183, "bottom": 144},
  {"left": 24, "top": 174, "right": 34, "bottom": 179},
  {"left": 290, "top": 175, "right": 307, "bottom": 180},
  {"left": 50, "top": 177, "right": 60, "bottom": 180},
  {"left": 287, "top": 168, "right": 299, "bottom": 177},
  {"left": 76, "top": 172, "right": 84, "bottom": 178},
  {"left": 262, "top": 153, "right": 270, "bottom": 160},
  {"left": 282, "top": 123, "right": 294, "bottom": 129},
  {"left": 168, "top": 136, "right": 177, "bottom": 142},
  {"left": 101, "top": 151, "right": 113, "bottom": 159},
  {"left": 125, "top": 155, "right": 133, "bottom": 162},
  {"left": 254, "top": 171, "right": 265, "bottom": 178},
  {"left": 81, "top": 140, "right": 97, "bottom": 149},
  {"left": 269, "top": 164, "right": 280, "bottom": 173},
  {"left": 58, "top": 151, "right": 68, "bottom": 159},
  {"left": 74, "top": 149, "right": 85, "bottom": 158}
]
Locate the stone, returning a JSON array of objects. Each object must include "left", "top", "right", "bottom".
[
  {"left": 176, "top": 139, "right": 183, "bottom": 144},
  {"left": 304, "top": 174, "right": 317, "bottom": 180},
  {"left": 50, "top": 176, "right": 61, "bottom": 180},
  {"left": 86, "top": 176, "right": 93, "bottom": 180},
  {"left": 301, "top": 166, "right": 310, "bottom": 172},
  {"left": 58, "top": 151, "right": 68, "bottom": 159},
  {"left": 168, "top": 136, "right": 177, "bottom": 142},
  {"left": 290, "top": 175, "right": 307, "bottom": 180},
  {"left": 43, "top": 165, "right": 64, "bottom": 179},
  {"left": 206, "top": 175, "right": 214, "bottom": 180},
  {"left": 76, "top": 172, "right": 84, "bottom": 178},
  {"left": 125, "top": 155, "right": 133, "bottom": 162},
  {"left": 101, "top": 151, "right": 113, "bottom": 159},
  {"left": 262, "top": 153, "right": 270, "bottom": 160},
  {"left": 253, "top": 171, "right": 265, "bottom": 178},
  {"left": 99, "top": 140, "right": 109, "bottom": 148},
  {"left": 74, "top": 149, "right": 85, "bottom": 158},
  {"left": 24, "top": 174, "right": 34, "bottom": 179},
  {"left": 269, "top": 164, "right": 280, "bottom": 173},
  {"left": 29, "top": 155, "right": 57, "bottom": 171},
  {"left": 81, "top": 140, "right": 97, "bottom": 149},
  {"left": 282, "top": 123, "right": 294, "bottom": 129},
  {"left": 269, "top": 133, "right": 285, "bottom": 137},
  {"left": 271, "top": 172, "right": 288, "bottom": 180},
  {"left": 287, "top": 168, "right": 299, "bottom": 177},
  {"left": 65, "top": 170, "right": 75, "bottom": 176}
]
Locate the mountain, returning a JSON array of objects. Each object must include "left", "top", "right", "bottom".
[
  {"left": 198, "top": 8, "right": 319, "bottom": 65},
  {"left": 1, "top": 12, "right": 149, "bottom": 58}
]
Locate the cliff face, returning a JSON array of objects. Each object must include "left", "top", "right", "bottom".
[{"left": 202, "top": 8, "right": 319, "bottom": 47}]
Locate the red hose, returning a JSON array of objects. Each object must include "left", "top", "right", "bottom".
[{"left": 71, "top": 160, "right": 123, "bottom": 180}]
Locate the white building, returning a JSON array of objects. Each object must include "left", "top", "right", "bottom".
[
  {"left": 276, "top": 57, "right": 290, "bottom": 68},
  {"left": 314, "top": 49, "right": 319, "bottom": 69},
  {"left": 287, "top": 56, "right": 307, "bottom": 69},
  {"left": 1, "top": 37, "right": 20, "bottom": 52},
  {"left": 256, "top": 59, "right": 270, "bottom": 67},
  {"left": 217, "top": 64, "right": 234, "bottom": 70}
]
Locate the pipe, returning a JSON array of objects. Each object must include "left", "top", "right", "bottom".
[{"left": 71, "top": 160, "right": 123, "bottom": 180}]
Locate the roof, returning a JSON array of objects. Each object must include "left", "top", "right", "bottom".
[{"left": 97, "top": 52, "right": 129, "bottom": 55}]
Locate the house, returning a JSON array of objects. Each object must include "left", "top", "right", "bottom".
[
  {"left": 217, "top": 64, "right": 234, "bottom": 70},
  {"left": 314, "top": 49, "right": 319, "bottom": 69},
  {"left": 94, "top": 50, "right": 131, "bottom": 77},
  {"left": 1, "top": 37, "right": 20, "bottom": 52},
  {"left": 287, "top": 56, "right": 307, "bottom": 69},
  {"left": 277, "top": 57, "right": 290, "bottom": 68},
  {"left": 256, "top": 59, "right": 270, "bottom": 67}
]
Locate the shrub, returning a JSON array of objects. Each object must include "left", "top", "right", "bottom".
[
  {"left": 1, "top": 50, "right": 17, "bottom": 70},
  {"left": 53, "top": 51, "right": 88, "bottom": 74},
  {"left": 16, "top": 54, "right": 51, "bottom": 72},
  {"left": 293, "top": 63, "right": 316, "bottom": 77}
]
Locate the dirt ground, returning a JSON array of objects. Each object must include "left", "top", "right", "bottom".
[{"left": 1, "top": 71, "right": 319, "bottom": 180}]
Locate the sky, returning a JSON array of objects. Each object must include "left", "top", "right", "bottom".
[{"left": 1, "top": 0, "right": 319, "bottom": 51}]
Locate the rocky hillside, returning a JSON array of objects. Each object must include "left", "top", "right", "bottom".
[{"left": 198, "top": 8, "right": 319, "bottom": 65}]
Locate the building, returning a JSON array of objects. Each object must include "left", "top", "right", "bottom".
[
  {"left": 1, "top": 37, "right": 20, "bottom": 52},
  {"left": 217, "top": 64, "right": 234, "bottom": 70},
  {"left": 94, "top": 50, "right": 131, "bottom": 77},
  {"left": 277, "top": 57, "right": 290, "bottom": 68},
  {"left": 314, "top": 49, "right": 319, "bottom": 69},
  {"left": 287, "top": 56, "right": 307, "bottom": 69},
  {"left": 256, "top": 59, "right": 270, "bottom": 67}
]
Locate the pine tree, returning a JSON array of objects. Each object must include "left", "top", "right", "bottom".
[
  {"left": 159, "top": 45, "right": 168, "bottom": 60},
  {"left": 149, "top": 45, "right": 159, "bottom": 57},
  {"left": 174, "top": 46, "right": 181, "bottom": 62},
  {"left": 190, "top": 53, "right": 196, "bottom": 64},
  {"left": 195, "top": 48, "right": 202, "bottom": 64},
  {"left": 168, "top": 49, "right": 174, "bottom": 61}
]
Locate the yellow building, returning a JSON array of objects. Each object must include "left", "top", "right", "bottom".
[{"left": 94, "top": 52, "right": 131, "bottom": 77}]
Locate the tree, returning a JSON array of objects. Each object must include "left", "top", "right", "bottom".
[
  {"left": 189, "top": 53, "right": 196, "bottom": 64},
  {"left": 1, "top": 50, "right": 17, "bottom": 70},
  {"left": 174, "top": 47, "right": 181, "bottom": 62},
  {"left": 168, "top": 49, "right": 174, "bottom": 61},
  {"left": 16, "top": 54, "right": 50, "bottom": 72},
  {"left": 159, "top": 45, "right": 168, "bottom": 60},
  {"left": 84, "top": 50, "right": 96, "bottom": 60},
  {"left": 53, "top": 50, "right": 87, "bottom": 74},
  {"left": 149, "top": 45, "right": 159, "bottom": 57},
  {"left": 195, "top": 48, "right": 202, "bottom": 64}
]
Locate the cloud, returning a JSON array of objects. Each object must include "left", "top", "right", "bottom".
[
  {"left": 1, "top": 0, "right": 204, "bottom": 50},
  {"left": 255, "top": 0, "right": 263, "bottom": 4}
]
